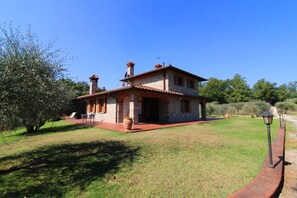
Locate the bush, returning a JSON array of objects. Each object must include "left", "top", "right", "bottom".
[
  {"left": 206, "top": 102, "right": 216, "bottom": 117},
  {"left": 242, "top": 101, "right": 271, "bottom": 117},
  {"left": 275, "top": 101, "right": 296, "bottom": 113},
  {"left": 230, "top": 102, "right": 244, "bottom": 115},
  {"left": 206, "top": 102, "right": 237, "bottom": 117}
]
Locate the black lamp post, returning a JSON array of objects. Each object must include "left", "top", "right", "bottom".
[
  {"left": 277, "top": 110, "right": 283, "bottom": 128},
  {"left": 262, "top": 110, "right": 274, "bottom": 168}
]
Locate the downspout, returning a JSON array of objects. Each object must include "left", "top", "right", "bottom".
[{"left": 108, "top": 93, "right": 118, "bottom": 123}]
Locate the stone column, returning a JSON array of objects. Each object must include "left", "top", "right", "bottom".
[
  {"left": 201, "top": 102, "right": 207, "bottom": 120},
  {"left": 129, "top": 93, "right": 139, "bottom": 124}
]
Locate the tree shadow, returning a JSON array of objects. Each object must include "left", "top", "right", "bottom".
[
  {"left": 0, "top": 140, "right": 140, "bottom": 197},
  {"left": 18, "top": 123, "right": 92, "bottom": 136}
]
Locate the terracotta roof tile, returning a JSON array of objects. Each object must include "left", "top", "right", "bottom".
[{"left": 133, "top": 85, "right": 183, "bottom": 95}]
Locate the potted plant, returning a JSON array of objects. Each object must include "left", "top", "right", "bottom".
[{"left": 123, "top": 116, "right": 133, "bottom": 130}]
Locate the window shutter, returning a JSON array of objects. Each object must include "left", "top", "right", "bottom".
[
  {"left": 87, "top": 103, "right": 91, "bottom": 113},
  {"left": 96, "top": 99, "right": 99, "bottom": 113},
  {"left": 103, "top": 99, "right": 107, "bottom": 113},
  {"left": 98, "top": 100, "right": 102, "bottom": 112}
]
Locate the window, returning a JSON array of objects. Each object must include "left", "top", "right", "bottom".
[
  {"left": 187, "top": 79, "right": 194, "bottom": 89},
  {"left": 96, "top": 98, "right": 107, "bottom": 113},
  {"left": 174, "top": 75, "right": 184, "bottom": 86},
  {"left": 181, "top": 99, "right": 191, "bottom": 113}
]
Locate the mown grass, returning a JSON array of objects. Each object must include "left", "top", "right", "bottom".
[{"left": 0, "top": 117, "right": 278, "bottom": 197}]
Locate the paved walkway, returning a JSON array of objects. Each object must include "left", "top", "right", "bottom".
[
  {"left": 67, "top": 119, "right": 217, "bottom": 133},
  {"left": 279, "top": 114, "right": 297, "bottom": 198}
]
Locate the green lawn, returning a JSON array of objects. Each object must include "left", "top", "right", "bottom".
[{"left": 0, "top": 117, "right": 278, "bottom": 197}]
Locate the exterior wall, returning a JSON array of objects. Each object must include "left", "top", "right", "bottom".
[
  {"left": 132, "top": 72, "right": 166, "bottom": 90},
  {"left": 167, "top": 70, "right": 199, "bottom": 96},
  {"left": 92, "top": 97, "right": 117, "bottom": 123},
  {"left": 123, "top": 97, "right": 130, "bottom": 118},
  {"left": 159, "top": 99, "right": 169, "bottom": 122},
  {"left": 84, "top": 89, "right": 205, "bottom": 124},
  {"left": 167, "top": 96, "right": 200, "bottom": 123}
]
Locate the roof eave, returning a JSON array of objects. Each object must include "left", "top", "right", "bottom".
[{"left": 120, "top": 66, "right": 208, "bottom": 82}]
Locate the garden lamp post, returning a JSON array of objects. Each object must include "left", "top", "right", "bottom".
[
  {"left": 277, "top": 110, "right": 283, "bottom": 128},
  {"left": 262, "top": 110, "right": 274, "bottom": 168}
]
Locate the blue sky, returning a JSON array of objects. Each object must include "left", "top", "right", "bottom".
[{"left": 1, "top": 0, "right": 296, "bottom": 89}]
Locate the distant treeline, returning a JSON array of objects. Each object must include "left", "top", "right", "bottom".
[{"left": 199, "top": 74, "right": 297, "bottom": 105}]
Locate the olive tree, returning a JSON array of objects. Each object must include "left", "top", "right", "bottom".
[{"left": 0, "top": 24, "right": 74, "bottom": 133}]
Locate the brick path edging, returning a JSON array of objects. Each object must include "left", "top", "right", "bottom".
[{"left": 228, "top": 126, "right": 286, "bottom": 198}]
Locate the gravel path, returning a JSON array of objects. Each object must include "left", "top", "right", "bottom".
[{"left": 279, "top": 114, "right": 297, "bottom": 198}]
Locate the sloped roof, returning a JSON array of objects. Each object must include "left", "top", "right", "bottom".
[
  {"left": 133, "top": 85, "right": 183, "bottom": 95},
  {"left": 120, "top": 65, "right": 207, "bottom": 82},
  {"left": 78, "top": 85, "right": 207, "bottom": 100}
]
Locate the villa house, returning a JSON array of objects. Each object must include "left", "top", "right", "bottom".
[{"left": 78, "top": 62, "right": 208, "bottom": 124}]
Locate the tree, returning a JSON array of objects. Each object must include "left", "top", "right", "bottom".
[
  {"left": 230, "top": 102, "right": 244, "bottom": 115},
  {"left": 0, "top": 24, "right": 74, "bottom": 133},
  {"left": 242, "top": 101, "right": 271, "bottom": 117},
  {"left": 287, "top": 81, "right": 297, "bottom": 98},
  {"left": 226, "top": 74, "right": 251, "bottom": 103},
  {"left": 275, "top": 101, "right": 296, "bottom": 113},
  {"left": 199, "top": 78, "right": 228, "bottom": 103},
  {"left": 252, "top": 79, "right": 278, "bottom": 105},
  {"left": 276, "top": 84, "right": 289, "bottom": 102}
]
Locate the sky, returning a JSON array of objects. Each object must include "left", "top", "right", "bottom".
[{"left": 1, "top": 0, "right": 297, "bottom": 90}]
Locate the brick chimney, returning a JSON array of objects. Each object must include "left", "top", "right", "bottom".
[
  {"left": 89, "top": 74, "right": 99, "bottom": 94},
  {"left": 155, "top": 63, "right": 162, "bottom": 69},
  {"left": 127, "top": 61, "right": 135, "bottom": 77}
]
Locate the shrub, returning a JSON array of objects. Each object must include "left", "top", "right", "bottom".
[
  {"left": 242, "top": 101, "right": 271, "bottom": 117},
  {"left": 275, "top": 101, "right": 296, "bottom": 113}
]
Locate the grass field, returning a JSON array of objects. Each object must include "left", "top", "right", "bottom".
[{"left": 0, "top": 117, "right": 278, "bottom": 197}]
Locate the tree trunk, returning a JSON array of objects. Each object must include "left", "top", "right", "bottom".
[{"left": 25, "top": 125, "right": 35, "bottom": 134}]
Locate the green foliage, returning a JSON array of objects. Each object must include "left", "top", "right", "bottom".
[
  {"left": 206, "top": 102, "right": 216, "bottom": 117},
  {"left": 226, "top": 74, "right": 251, "bottom": 103},
  {"left": 242, "top": 101, "right": 271, "bottom": 117},
  {"left": 276, "top": 84, "right": 289, "bottom": 101},
  {"left": 59, "top": 78, "right": 89, "bottom": 117},
  {"left": 275, "top": 100, "right": 296, "bottom": 113},
  {"left": 0, "top": 23, "right": 74, "bottom": 133},
  {"left": 200, "top": 75, "right": 295, "bottom": 105},
  {"left": 252, "top": 79, "right": 278, "bottom": 105},
  {"left": 229, "top": 102, "right": 245, "bottom": 114},
  {"left": 287, "top": 81, "right": 297, "bottom": 98},
  {"left": 200, "top": 78, "right": 228, "bottom": 103},
  {"left": 206, "top": 102, "right": 236, "bottom": 116}
]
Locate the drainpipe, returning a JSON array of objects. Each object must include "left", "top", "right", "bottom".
[{"left": 108, "top": 93, "right": 118, "bottom": 123}]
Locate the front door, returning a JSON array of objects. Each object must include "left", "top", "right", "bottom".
[{"left": 142, "top": 97, "right": 159, "bottom": 122}]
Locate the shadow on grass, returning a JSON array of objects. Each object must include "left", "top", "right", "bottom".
[
  {"left": 0, "top": 140, "right": 140, "bottom": 197},
  {"left": 19, "top": 123, "right": 92, "bottom": 136}
]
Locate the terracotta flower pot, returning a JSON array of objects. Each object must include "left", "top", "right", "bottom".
[
  {"left": 224, "top": 113, "right": 231, "bottom": 119},
  {"left": 123, "top": 118, "right": 133, "bottom": 130}
]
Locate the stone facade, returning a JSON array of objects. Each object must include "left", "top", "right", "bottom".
[
  {"left": 88, "top": 97, "right": 117, "bottom": 123},
  {"left": 167, "top": 96, "right": 200, "bottom": 123},
  {"left": 167, "top": 70, "right": 199, "bottom": 96},
  {"left": 80, "top": 62, "right": 208, "bottom": 124},
  {"left": 132, "top": 72, "right": 165, "bottom": 90}
]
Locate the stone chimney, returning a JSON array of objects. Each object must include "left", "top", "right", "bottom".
[
  {"left": 89, "top": 74, "right": 99, "bottom": 94},
  {"left": 127, "top": 61, "right": 135, "bottom": 77},
  {"left": 155, "top": 63, "right": 162, "bottom": 69}
]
